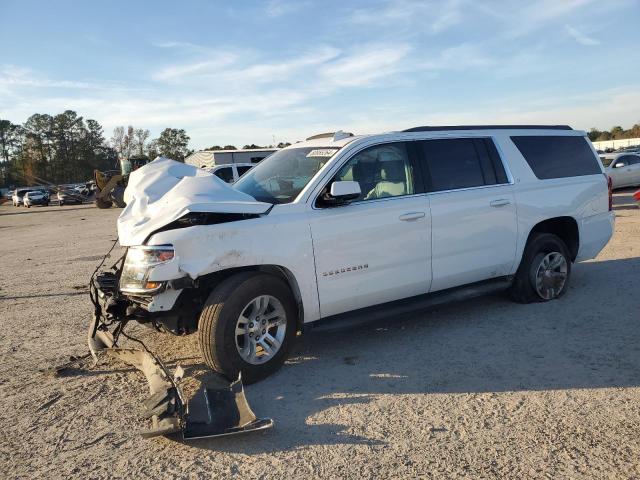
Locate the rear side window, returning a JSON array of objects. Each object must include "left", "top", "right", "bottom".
[
  {"left": 419, "top": 138, "right": 508, "bottom": 192},
  {"left": 511, "top": 136, "right": 601, "bottom": 179},
  {"left": 214, "top": 166, "right": 235, "bottom": 183},
  {"left": 237, "top": 165, "right": 253, "bottom": 176}
]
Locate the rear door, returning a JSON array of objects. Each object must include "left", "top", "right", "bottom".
[
  {"left": 419, "top": 137, "right": 518, "bottom": 292},
  {"left": 308, "top": 141, "right": 431, "bottom": 317},
  {"left": 624, "top": 155, "right": 640, "bottom": 185}
]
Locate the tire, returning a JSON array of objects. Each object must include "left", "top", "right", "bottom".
[
  {"left": 95, "top": 197, "right": 112, "bottom": 209},
  {"left": 198, "top": 272, "right": 298, "bottom": 384},
  {"left": 510, "top": 233, "right": 572, "bottom": 303}
]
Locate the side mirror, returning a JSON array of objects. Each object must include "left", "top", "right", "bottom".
[
  {"left": 330, "top": 181, "right": 361, "bottom": 200},
  {"left": 613, "top": 162, "right": 625, "bottom": 168},
  {"left": 320, "top": 181, "right": 361, "bottom": 207}
]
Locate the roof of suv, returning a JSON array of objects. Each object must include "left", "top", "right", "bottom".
[{"left": 290, "top": 125, "right": 579, "bottom": 150}]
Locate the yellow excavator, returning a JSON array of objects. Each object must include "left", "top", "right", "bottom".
[{"left": 93, "top": 155, "right": 150, "bottom": 209}]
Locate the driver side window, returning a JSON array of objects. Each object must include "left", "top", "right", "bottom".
[{"left": 332, "top": 143, "right": 414, "bottom": 202}]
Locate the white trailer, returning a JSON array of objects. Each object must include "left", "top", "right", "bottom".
[{"left": 185, "top": 148, "right": 277, "bottom": 169}]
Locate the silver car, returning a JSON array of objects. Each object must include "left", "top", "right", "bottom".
[{"left": 601, "top": 153, "right": 640, "bottom": 189}]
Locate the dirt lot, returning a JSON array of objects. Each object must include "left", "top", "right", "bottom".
[{"left": 0, "top": 191, "right": 639, "bottom": 479}]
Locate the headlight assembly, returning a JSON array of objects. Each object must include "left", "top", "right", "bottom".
[{"left": 119, "top": 245, "right": 174, "bottom": 294}]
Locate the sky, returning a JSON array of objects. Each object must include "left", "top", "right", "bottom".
[{"left": 0, "top": 0, "right": 639, "bottom": 149}]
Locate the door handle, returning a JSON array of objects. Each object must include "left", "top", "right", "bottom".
[
  {"left": 399, "top": 212, "right": 425, "bottom": 221},
  {"left": 490, "top": 199, "right": 511, "bottom": 207}
]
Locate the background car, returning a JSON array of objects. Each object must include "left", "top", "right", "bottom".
[
  {"left": 601, "top": 152, "right": 640, "bottom": 189},
  {"left": 57, "top": 188, "right": 85, "bottom": 206},
  {"left": 12, "top": 189, "right": 31, "bottom": 206},
  {"left": 206, "top": 163, "right": 254, "bottom": 183},
  {"left": 23, "top": 190, "right": 50, "bottom": 207}
]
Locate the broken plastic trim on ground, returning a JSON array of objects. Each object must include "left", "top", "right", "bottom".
[{"left": 83, "top": 256, "right": 273, "bottom": 441}]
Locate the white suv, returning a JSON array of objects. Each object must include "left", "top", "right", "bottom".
[
  {"left": 93, "top": 125, "right": 614, "bottom": 383},
  {"left": 205, "top": 163, "right": 254, "bottom": 183}
]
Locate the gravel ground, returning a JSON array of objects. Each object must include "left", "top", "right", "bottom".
[{"left": 0, "top": 191, "right": 639, "bottom": 479}]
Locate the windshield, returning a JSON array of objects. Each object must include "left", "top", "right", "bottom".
[
  {"left": 600, "top": 156, "right": 615, "bottom": 167},
  {"left": 233, "top": 147, "right": 340, "bottom": 203}
]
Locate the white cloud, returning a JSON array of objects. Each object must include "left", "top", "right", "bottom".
[
  {"left": 0, "top": 64, "right": 127, "bottom": 91},
  {"left": 265, "top": 0, "right": 310, "bottom": 18},
  {"left": 350, "top": 0, "right": 464, "bottom": 34},
  {"left": 565, "top": 24, "right": 601, "bottom": 46},
  {"left": 522, "top": 0, "right": 596, "bottom": 24},
  {"left": 152, "top": 51, "right": 240, "bottom": 81},
  {"left": 321, "top": 44, "right": 411, "bottom": 88},
  {"left": 420, "top": 43, "right": 495, "bottom": 71}
]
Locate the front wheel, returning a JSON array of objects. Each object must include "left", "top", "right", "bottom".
[
  {"left": 510, "top": 233, "right": 571, "bottom": 303},
  {"left": 198, "top": 272, "right": 298, "bottom": 384}
]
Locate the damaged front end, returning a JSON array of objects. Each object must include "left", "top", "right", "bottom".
[
  {"left": 87, "top": 264, "right": 273, "bottom": 440},
  {"left": 82, "top": 157, "right": 275, "bottom": 440}
]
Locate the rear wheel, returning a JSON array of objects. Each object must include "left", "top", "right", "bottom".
[
  {"left": 198, "top": 272, "right": 298, "bottom": 384},
  {"left": 95, "top": 197, "right": 112, "bottom": 209},
  {"left": 510, "top": 233, "right": 572, "bottom": 303}
]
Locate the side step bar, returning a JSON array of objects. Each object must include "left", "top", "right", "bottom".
[{"left": 306, "top": 276, "right": 513, "bottom": 333}]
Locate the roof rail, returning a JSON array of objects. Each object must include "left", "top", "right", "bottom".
[
  {"left": 306, "top": 132, "right": 334, "bottom": 140},
  {"left": 305, "top": 130, "right": 354, "bottom": 141},
  {"left": 402, "top": 125, "right": 573, "bottom": 132}
]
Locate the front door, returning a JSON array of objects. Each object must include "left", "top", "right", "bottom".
[{"left": 308, "top": 142, "right": 431, "bottom": 318}]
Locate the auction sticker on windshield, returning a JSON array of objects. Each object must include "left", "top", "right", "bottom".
[{"left": 307, "top": 149, "right": 338, "bottom": 158}]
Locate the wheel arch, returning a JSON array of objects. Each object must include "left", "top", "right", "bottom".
[
  {"left": 197, "top": 264, "right": 305, "bottom": 330},
  {"left": 525, "top": 216, "right": 579, "bottom": 261}
]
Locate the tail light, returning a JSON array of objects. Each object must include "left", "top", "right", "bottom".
[{"left": 606, "top": 174, "right": 612, "bottom": 211}]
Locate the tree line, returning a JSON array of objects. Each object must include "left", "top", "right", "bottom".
[
  {"left": 0, "top": 110, "right": 191, "bottom": 188},
  {"left": 588, "top": 124, "right": 640, "bottom": 142},
  {"left": 205, "top": 142, "right": 291, "bottom": 150}
]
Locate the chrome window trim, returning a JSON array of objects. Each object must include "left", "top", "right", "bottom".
[
  {"left": 426, "top": 182, "right": 513, "bottom": 196},
  {"left": 308, "top": 139, "right": 421, "bottom": 211},
  {"left": 311, "top": 191, "right": 429, "bottom": 211},
  {"left": 308, "top": 135, "right": 516, "bottom": 209}
]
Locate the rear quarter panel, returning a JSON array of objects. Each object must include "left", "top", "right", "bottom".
[{"left": 495, "top": 134, "right": 612, "bottom": 270}]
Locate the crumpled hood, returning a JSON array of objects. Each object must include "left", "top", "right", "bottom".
[{"left": 118, "top": 157, "right": 271, "bottom": 246}]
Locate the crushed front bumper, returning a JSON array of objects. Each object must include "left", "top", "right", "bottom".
[{"left": 88, "top": 275, "right": 273, "bottom": 440}]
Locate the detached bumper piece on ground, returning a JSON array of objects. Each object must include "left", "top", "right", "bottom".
[{"left": 88, "top": 287, "right": 273, "bottom": 440}]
